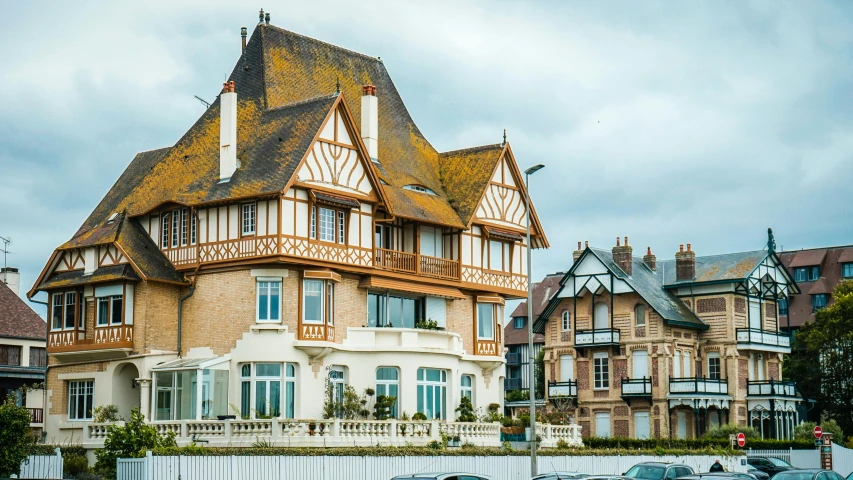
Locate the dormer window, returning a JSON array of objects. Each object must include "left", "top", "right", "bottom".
[
  {"left": 403, "top": 184, "right": 437, "bottom": 195},
  {"left": 161, "top": 208, "right": 195, "bottom": 249},
  {"left": 793, "top": 266, "right": 819, "bottom": 282}
]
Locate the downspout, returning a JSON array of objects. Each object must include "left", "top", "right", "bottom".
[
  {"left": 29, "top": 294, "right": 49, "bottom": 442},
  {"left": 177, "top": 265, "right": 201, "bottom": 358}
]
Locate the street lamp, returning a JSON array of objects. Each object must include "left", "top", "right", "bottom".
[{"left": 524, "top": 163, "right": 544, "bottom": 477}]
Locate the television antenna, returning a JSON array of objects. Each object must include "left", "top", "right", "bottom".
[
  {"left": 194, "top": 95, "right": 211, "bottom": 109},
  {"left": 0, "top": 235, "right": 10, "bottom": 271}
]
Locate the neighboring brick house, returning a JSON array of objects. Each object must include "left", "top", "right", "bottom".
[
  {"left": 532, "top": 232, "right": 803, "bottom": 440},
  {"left": 778, "top": 245, "right": 853, "bottom": 332},
  {"left": 0, "top": 267, "right": 47, "bottom": 432},
  {"left": 28, "top": 18, "right": 548, "bottom": 445}
]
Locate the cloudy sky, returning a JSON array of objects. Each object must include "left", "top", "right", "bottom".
[{"left": 2, "top": 1, "right": 852, "bottom": 316}]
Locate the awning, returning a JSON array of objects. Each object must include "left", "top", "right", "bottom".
[
  {"left": 304, "top": 270, "right": 342, "bottom": 283},
  {"left": 483, "top": 226, "right": 523, "bottom": 243},
  {"left": 359, "top": 276, "right": 465, "bottom": 299},
  {"left": 789, "top": 250, "right": 826, "bottom": 267},
  {"left": 312, "top": 191, "right": 360, "bottom": 209},
  {"left": 152, "top": 355, "right": 230, "bottom": 371}
]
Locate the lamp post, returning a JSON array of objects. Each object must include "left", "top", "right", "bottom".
[{"left": 524, "top": 163, "right": 544, "bottom": 477}]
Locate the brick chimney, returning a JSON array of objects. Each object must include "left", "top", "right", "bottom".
[
  {"left": 0, "top": 267, "right": 20, "bottom": 296},
  {"left": 676, "top": 243, "right": 696, "bottom": 281},
  {"left": 361, "top": 85, "right": 378, "bottom": 160},
  {"left": 572, "top": 241, "right": 584, "bottom": 263},
  {"left": 612, "top": 236, "right": 633, "bottom": 276},
  {"left": 643, "top": 246, "right": 656, "bottom": 271},
  {"left": 220, "top": 81, "right": 237, "bottom": 182}
]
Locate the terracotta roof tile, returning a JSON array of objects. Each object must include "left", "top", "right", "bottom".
[{"left": 0, "top": 282, "right": 47, "bottom": 340}]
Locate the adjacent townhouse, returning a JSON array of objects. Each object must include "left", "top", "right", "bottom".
[
  {"left": 28, "top": 17, "right": 547, "bottom": 445},
  {"left": 1, "top": 267, "right": 47, "bottom": 434},
  {"left": 777, "top": 245, "right": 853, "bottom": 333},
  {"left": 532, "top": 232, "right": 803, "bottom": 440}
]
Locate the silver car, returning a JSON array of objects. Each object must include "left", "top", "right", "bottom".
[{"left": 392, "top": 474, "right": 492, "bottom": 480}]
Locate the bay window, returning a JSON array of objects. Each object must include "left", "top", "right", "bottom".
[
  {"left": 160, "top": 208, "right": 194, "bottom": 248},
  {"left": 303, "top": 279, "right": 334, "bottom": 325},
  {"left": 708, "top": 352, "right": 721, "bottom": 380},
  {"left": 416, "top": 368, "right": 447, "bottom": 420},
  {"left": 95, "top": 285, "right": 125, "bottom": 326},
  {"left": 154, "top": 360, "right": 230, "bottom": 421},
  {"left": 256, "top": 279, "right": 281, "bottom": 322},
  {"left": 51, "top": 291, "right": 81, "bottom": 331},
  {"left": 68, "top": 380, "right": 94, "bottom": 421},
  {"left": 477, "top": 303, "right": 496, "bottom": 340}
]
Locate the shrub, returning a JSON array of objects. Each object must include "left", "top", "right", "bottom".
[
  {"left": 0, "top": 396, "right": 36, "bottom": 477},
  {"left": 64, "top": 453, "right": 91, "bottom": 478},
  {"left": 94, "top": 408, "right": 176, "bottom": 480},
  {"left": 556, "top": 438, "right": 570, "bottom": 449},
  {"left": 412, "top": 412, "right": 428, "bottom": 421},
  {"left": 702, "top": 424, "right": 761, "bottom": 440},
  {"left": 426, "top": 440, "right": 443, "bottom": 450},
  {"left": 505, "top": 390, "right": 529, "bottom": 402},
  {"left": 793, "top": 420, "right": 845, "bottom": 442},
  {"left": 92, "top": 405, "right": 122, "bottom": 423},
  {"left": 455, "top": 396, "right": 476, "bottom": 422},
  {"left": 373, "top": 395, "right": 396, "bottom": 421}
]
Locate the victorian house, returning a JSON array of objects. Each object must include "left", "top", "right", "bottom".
[
  {"left": 29, "top": 17, "right": 547, "bottom": 445},
  {"left": 532, "top": 232, "right": 803, "bottom": 440}
]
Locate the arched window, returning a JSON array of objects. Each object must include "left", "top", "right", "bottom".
[
  {"left": 561, "top": 311, "right": 571, "bottom": 331},
  {"left": 635, "top": 304, "right": 646, "bottom": 327},
  {"left": 376, "top": 367, "right": 400, "bottom": 417},
  {"left": 593, "top": 303, "right": 609, "bottom": 329}
]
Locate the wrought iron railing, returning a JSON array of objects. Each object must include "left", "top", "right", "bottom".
[
  {"left": 505, "top": 352, "right": 521, "bottom": 366},
  {"left": 504, "top": 377, "right": 523, "bottom": 391},
  {"left": 621, "top": 377, "right": 652, "bottom": 397},
  {"left": 548, "top": 380, "right": 578, "bottom": 398},
  {"left": 747, "top": 380, "right": 799, "bottom": 398}
]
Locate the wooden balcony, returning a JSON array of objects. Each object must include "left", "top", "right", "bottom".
[
  {"left": 47, "top": 325, "right": 134, "bottom": 355},
  {"left": 374, "top": 248, "right": 460, "bottom": 281}
]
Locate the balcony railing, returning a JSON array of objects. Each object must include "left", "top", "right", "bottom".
[
  {"left": 621, "top": 377, "right": 652, "bottom": 397},
  {"left": 374, "top": 248, "right": 460, "bottom": 280},
  {"left": 28, "top": 408, "right": 43, "bottom": 424},
  {"left": 736, "top": 328, "right": 791, "bottom": 350},
  {"left": 47, "top": 325, "right": 134, "bottom": 354},
  {"left": 548, "top": 380, "right": 578, "bottom": 399},
  {"left": 574, "top": 328, "right": 620, "bottom": 346},
  {"left": 505, "top": 378, "right": 523, "bottom": 391},
  {"left": 747, "top": 380, "right": 800, "bottom": 398},
  {"left": 505, "top": 352, "right": 521, "bottom": 366},
  {"left": 669, "top": 377, "right": 729, "bottom": 395}
]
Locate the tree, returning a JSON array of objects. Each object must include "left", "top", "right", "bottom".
[
  {"left": 455, "top": 396, "right": 476, "bottom": 422},
  {"left": 0, "top": 396, "right": 35, "bottom": 477},
  {"left": 793, "top": 420, "right": 844, "bottom": 442},
  {"left": 534, "top": 348, "right": 545, "bottom": 399},
  {"left": 787, "top": 280, "right": 853, "bottom": 438},
  {"left": 95, "top": 408, "right": 176, "bottom": 480},
  {"left": 373, "top": 395, "right": 397, "bottom": 420}
]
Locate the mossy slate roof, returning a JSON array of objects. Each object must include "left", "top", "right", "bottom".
[{"left": 67, "top": 24, "right": 516, "bottom": 246}]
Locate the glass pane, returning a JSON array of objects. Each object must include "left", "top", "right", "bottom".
[
  {"left": 259, "top": 283, "right": 269, "bottom": 320},
  {"left": 417, "top": 385, "right": 424, "bottom": 415},
  {"left": 461, "top": 375, "right": 472, "bottom": 387},
  {"left": 256, "top": 363, "right": 281, "bottom": 377},
  {"left": 389, "top": 296, "right": 402, "bottom": 327},
  {"left": 256, "top": 381, "right": 268, "bottom": 416},
  {"left": 389, "top": 385, "right": 399, "bottom": 417},
  {"left": 286, "top": 364, "right": 295, "bottom": 377},
  {"left": 98, "top": 298, "right": 108, "bottom": 325},
  {"left": 402, "top": 298, "right": 415, "bottom": 328},
  {"left": 241, "top": 381, "right": 250, "bottom": 418},
  {"left": 426, "top": 385, "right": 434, "bottom": 419},
  {"left": 241, "top": 364, "right": 250, "bottom": 377},
  {"left": 285, "top": 381, "right": 295, "bottom": 418},
  {"left": 303, "top": 280, "right": 323, "bottom": 323},
  {"left": 368, "top": 293, "right": 380, "bottom": 327},
  {"left": 175, "top": 370, "right": 197, "bottom": 420},
  {"left": 426, "top": 368, "right": 441, "bottom": 382},
  {"left": 477, "top": 303, "right": 494, "bottom": 339},
  {"left": 111, "top": 296, "right": 123, "bottom": 324},
  {"left": 270, "top": 283, "right": 280, "bottom": 321},
  {"left": 270, "top": 381, "right": 281, "bottom": 417},
  {"left": 377, "top": 367, "right": 398, "bottom": 380},
  {"left": 489, "top": 240, "right": 502, "bottom": 270},
  {"left": 65, "top": 293, "right": 76, "bottom": 328},
  {"left": 440, "top": 386, "right": 446, "bottom": 419}
]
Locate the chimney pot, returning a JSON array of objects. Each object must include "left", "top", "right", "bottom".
[
  {"left": 577, "top": 241, "right": 582, "bottom": 250},
  {"left": 687, "top": 243, "right": 692, "bottom": 252},
  {"left": 585, "top": 241, "right": 588, "bottom": 248},
  {"left": 0, "top": 267, "right": 20, "bottom": 296},
  {"left": 573, "top": 241, "right": 584, "bottom": 263},
  {"left": 265, "top": 13, "right": 270, "bottom": 25},
  {"left": 258, "top": 8, "right": 264, "bottom": 24},
  {"left": 616, "top": 236, "right": 621, "bottom": 247},
  {"left": 241, "top": 27, "right": 247, "bottom": 53},
  {"left": 624, "top": 236, "right": 628, "bottom": 246},
  {"left": 679, "top": 244, "right": 684, "bottom": 252},
  {"left": 643, "top": 246, "right": 656, "bottom": 271},
  {"left": 612, "top": 235, "right": 633, "bottom": 276},
  {"left": 361, "top": 85, "right": 379, "bottom": 159},
  {"left": 675, "top": 243, "right": 696, "bottom": 281}
]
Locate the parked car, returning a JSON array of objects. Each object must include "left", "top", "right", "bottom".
[
  {"left": 746, "top": 465, "right": 771, "bottom": 480},
  {"left": 584, "top": 475, "right": 633, "bottom": 480},
  {"left": 677, "top": 473, "right": 761, "bottom": 480},
  {"left": 625, "top": 462, "right": 695, "bottom": 480},
  {"left": 769, "top": 469, "right": 845, "bottom": 480},
  {"left": 746, "top": 457, "right": 794, "bottom": 477},
  {"left": 392, "top": 474, "right": 492, "bottom": 480},
  {"left": 532, "top": 473, "right": 589, "bottom": 480}
]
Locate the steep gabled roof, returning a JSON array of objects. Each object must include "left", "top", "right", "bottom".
[
  {"left": 0, "top": 282, "right": 46, "bottom": 340},
  {"left": 115, "top": 218, "right": 188, "bottom": 285},
  {"left": 439, "top": 144, "right": 504, "bottom": 226},
  {"left": 661, "top": 250, "right": 768, "bottom": 286}
]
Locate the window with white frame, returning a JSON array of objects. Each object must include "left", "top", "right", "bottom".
[
  {"left": 417, "top": 368, "right": 447, "bottom": 420},
  {"left": 180, "top": 209, "right": 188, "bottom": 246},
  {"left": 68, "top": 380, "right": 94, "bottom": 421},
  {"left": 190, "top": 212, "right": 197, "bottom": 245},
  {"left": 160, "top": 208, "right": 192, "bottom": 248},
  {"left": 96, "top": 294, "right": 123, "bottom": 326},
  {"left": 477, "top": 303, "right": 496, "bottom": 340},
  {"left": 487, "top": 239, "right": 510, "bottom": 272},
  {"left": 595, "top": 412, "right": 611, "bottom": 437},
  {"left": 593, "top": 352, "right": 609, "bottom": 389},
  {"left": 461, "top": 374, "right": 474, "bottom": 404},
  {"left": 561, "top": 310, "right": 571, "bottom": 331},
  {"left": 302, "top": 279, "right": 334, "bottom": 325},
  {"left": 161, "top": 213, "right": 170, "bottom": 248},
  {"left": 560, "top": 354, "right": 574, "bottom": 382},
  {"left": 376, "top": 367, "right": 399, "bottom": 418},
  {"left": 634, "top": 411, "right": 650, "bottom": 439},
  {"left": 329, "top": 366, "right": 346, "bottom": 414},
  {"left": 171, "top": 209, "right": 180, "bottom": 247},
  {"left": 256, "top": 279, "right": 281, "bottom": 322},
  {"left": 593, "top": 302, "right": 609, "bottom": 329},
  {"left": 51, "top": 291, "right": 81, "bottom": 331},
  {"left": 238, "top": 363, "right": 295, "bottom": 419},
  {"left": 242, "top": 203, "right": 256, "bottom": 236},
  {"left": 708, "top": 352, "right": 721, "bottom": 380},
  {"left": 635, "top": 304, "right": 646, "bottom": 327},
  {"left": 311, "top": 206, "right": 347, "bottom": 244}
]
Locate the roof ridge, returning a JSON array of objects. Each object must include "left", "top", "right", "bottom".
[
  {"left": 262, "top": 24, "right": 381, "bottom": 64},
  {"left": 266, "top": 93, "right": 338, "bottom": 112},
  {"left": 440, "top": 144, "right": 503, "bottom": 156},
  {"left": 780, "top": 244, "right": 853, "bottom": 253}
]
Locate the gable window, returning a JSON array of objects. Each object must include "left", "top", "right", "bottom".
[
  {"left": 843, "top": 263, "right": 853, "bottom": 279},
  {"left": 778, "top": 298, "right": 788, "bottom": 316},
  {"left": 51, "top": 291, "right": 81, "bottom": 331},
  {"left": 376, "top": 367, "right": 400, "bottom": 418},
  {"left": 477, "top": 303, "right": 496, "bottom": 340},
  {"left": 68, "top": 380, "right": 94, "bottom": 421},
  {"left": 256, "top": 279, "right": 281, "bottom": 322},
  {"left": 812, "top": 294, "right": 828, "bottom": 312},
  {"left": 311, "top": 206, "right": 346, "bottom": 244},
  {"left": 561, "top": 311, "right": 571, "bottom": 331},
  {"left": 707, "top": 352, "right": 721, "bottom": 380},
  {"left": 513, "top": 317, "right": 525, "bottom": 329},
  {"left": 303, "top": 279, "right": 335, "bottom": 325},
  {"left": 635, "top": 304, "right": 646, "bottom": 327},
  {"left": 793, "top": 266, "right": 820, "bottom": 282},
  {"left": 487, "top": 240, "right": 510, "bottom": 272},
  {"left": 242, "top": 203, "right": 256, "bottom": 236},
  {"left": 593, "top": 352, "right": 609, "bottom": 389}
]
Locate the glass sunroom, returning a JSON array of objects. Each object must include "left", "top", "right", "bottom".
[{"left": 151, "top": 356, "right": 230, "bottom": 421}]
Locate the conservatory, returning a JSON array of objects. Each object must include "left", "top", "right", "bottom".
[{"left": 151, "top": 356, "right": 230, "bottom": 421}]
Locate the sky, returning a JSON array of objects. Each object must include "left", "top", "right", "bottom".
[{"left": 1, "top": 1, "right": 852, "bottom": 317}]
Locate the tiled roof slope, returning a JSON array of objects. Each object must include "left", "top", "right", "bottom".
[
  {"left": 116, "top": 218, "right": 188, "bottom": 284},
  {"left": 660, "top": 250, "right": 767, "bottom": 285},
  {"left": 439, "top": 145, "right": 504, "bottom": 226},
  {"left": 589, "top": 248, "right": 706, "bottom": 329},
  {"left": 0, "top": 282, "right": 46, "bottom": 340},
  {"left": 509, "top": 273, "right": 563, "bottom": 318},
  {"left": 39, "top": 265, "right": 140, "bottom": 290}
]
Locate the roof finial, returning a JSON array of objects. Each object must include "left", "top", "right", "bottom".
[
  {"left": 767, "top": 227, "right": 776, "bottom": 253},
  {"left": 501, "top": 128, "right": 506, "bottom": 146},
  {"left": 336, "top": 77, "right": 341, "bottom": 94},
  {"left": 265, "top": 12, "right": 270, "bottom": 25},
  {"left": 259, "top": 8, "right": 265, "bottom": 25}
]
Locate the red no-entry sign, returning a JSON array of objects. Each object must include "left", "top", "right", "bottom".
[
  {"left": 737, "top": 433, "right": 746, "bottom": 447},
  {"left": 814, "top": 426, "right": 823, "bottom": 438}
]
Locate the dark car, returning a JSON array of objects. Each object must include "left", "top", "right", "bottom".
[
  {"left": 677, "top": 473, "right": 762, "bottom": 480},
  {"left": 746, "top": 465, "right": 771, "bottom": 480},
  {"left": 746, "top": 457, "right": 794, "bottom": 477},
  {"left": 532, "top": 473, "right": 589, "bottom": 480},
  {"left": 392, "top": 474, "right": 492, "bottom": 480},
  {"left": 585, "top": 476, "right": 634, "bottom": 480},
  {"left": 625, "top": 462, "right": 696, "bottom": 480},
  {"left": 769, "top": 469, "right": 845, "bottom": 480}
]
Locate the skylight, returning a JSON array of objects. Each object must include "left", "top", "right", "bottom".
[{"left": 403, "top": 184, "right": 437, "bottom": 195}]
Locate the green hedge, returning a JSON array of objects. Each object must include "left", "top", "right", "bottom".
[
  {"left": 30, "top": 444, "right": 87, "bottom": 457},
  {"left": 151, "top": 445, "right": 743, "bottom": 457},
  {"left": 582, "top": 437, "right": 815, "bottom": 450}
]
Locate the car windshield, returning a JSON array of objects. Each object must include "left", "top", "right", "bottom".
[
  {"left": 626, "top": 466, "right": 666, "bottom": 480},
  {"left": 765, "top": 458, "right": 792, "bottom": 467},
  {"left": 771, "top": 473, "right": 813, "bottom": 480}
]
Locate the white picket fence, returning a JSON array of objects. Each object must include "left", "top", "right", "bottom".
[
  {"left": 747, "top": 448, "right": 820, "bottom": 469},
  {"left": 117, "top": 452, "right": 746, "bottom": 480},
  {"left": 831, "top": 442, "right": 853, "bottom": 477},
  {"left": 18, "top": 448, "right": 63, "bottom": 479}
]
